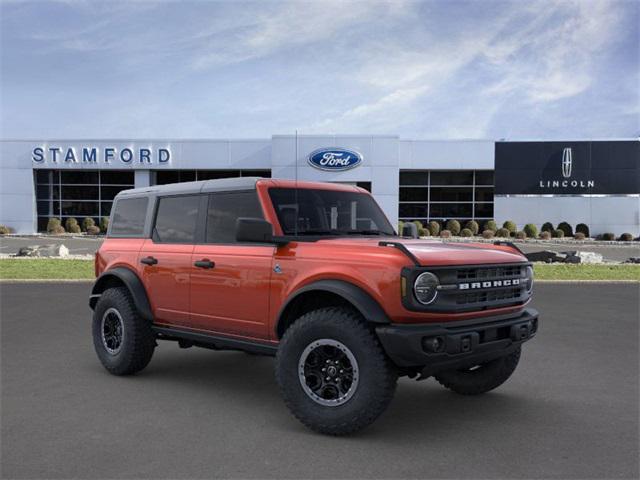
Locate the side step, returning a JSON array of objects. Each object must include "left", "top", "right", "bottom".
[{"left": 152, "top": 326, "right": 278, "bottom": 356}]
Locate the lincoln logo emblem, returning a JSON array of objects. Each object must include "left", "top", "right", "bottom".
[{"left": 561, "top": 147, "right": 572, "bottom": 178}]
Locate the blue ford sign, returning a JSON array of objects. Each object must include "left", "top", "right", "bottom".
[{"left": 308, "top": 148, "right": 362, "bottom": 171}]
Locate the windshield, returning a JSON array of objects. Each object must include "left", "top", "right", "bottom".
[{"left": 268, "top": 188, "right": 395, "bottom": 236}]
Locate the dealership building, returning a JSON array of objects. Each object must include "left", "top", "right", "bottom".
[{"left": 0, "top": 136, "right": 638, "bottom": 235}]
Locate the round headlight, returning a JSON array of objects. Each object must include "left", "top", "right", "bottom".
[
  {"left": 414, "top": 272, "right": 439, "bottom": 305},
  {"left": 525, "top": 265, "right": 534, "bottom": 293}
]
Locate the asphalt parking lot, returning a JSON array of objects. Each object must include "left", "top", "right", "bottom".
[{"left": 1, "top": 283, "right": 638, "bottom": 479}]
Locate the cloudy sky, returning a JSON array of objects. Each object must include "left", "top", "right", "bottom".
[{"left": 1, "top": 0, "right": 638, "bottom": 140}]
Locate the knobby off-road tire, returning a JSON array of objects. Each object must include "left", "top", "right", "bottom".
[
  {"left": 434, "top": 348, "right": 521, "bottom": 395},
  {"left": 275, "top": 307, "right": 398, "bottom": 435},
  {"left": 92, "top": 287, "right": 155, "bottom": 375}
]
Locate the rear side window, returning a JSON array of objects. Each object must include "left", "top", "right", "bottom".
[
  {"left": 206, "top": 191, "right": 264, "bottom": 244},
  {"left": 153, "top": 195, "right": 200, "bottom": 243},
  {"left": 109, "top": 197, "right": 148, "bottom": 237}
]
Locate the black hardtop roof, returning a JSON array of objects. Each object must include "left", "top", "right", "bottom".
[{"left": 115, "top": 177, "right": 262, "bottom": 199}]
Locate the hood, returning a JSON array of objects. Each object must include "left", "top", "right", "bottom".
[{"left": 313, "top": 237, "right": 526, "bottom": 266}]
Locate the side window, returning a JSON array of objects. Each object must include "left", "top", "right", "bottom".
[
  {"left": 153, "top": 195, "right": 200, "bottom": 243},
  {"left": 109, "top": 197, "right": 148, "bottom": 237},
  {"left": 206, "top": 191, "right": 264, "bottom": 244}
]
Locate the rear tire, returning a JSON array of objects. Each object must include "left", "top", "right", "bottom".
[
  {"left": 92, "top": 287, "right": 155, "bottom": 375},
  {"left": 434, "top": 348, "right": 521, "bottom": 395},
  {"left": 275, "top": 307, "right": 397, "bottom": 435}
]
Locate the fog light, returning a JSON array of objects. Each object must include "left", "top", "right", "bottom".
[{"left": 422, "top": 336, "right": 444, "bottom": 353}]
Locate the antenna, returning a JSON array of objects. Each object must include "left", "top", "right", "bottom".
[{"left": 294, "top": 129, "right": 299, "bottom": 237}]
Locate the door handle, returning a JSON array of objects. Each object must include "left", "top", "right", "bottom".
[
  {"left": 194, "top": 259, "right": 215, "bottom": 269},
  {"left": 140, "top": 256, "right": 158, "bottom": 266}
]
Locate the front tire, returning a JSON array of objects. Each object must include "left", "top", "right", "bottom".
[
  {"left": 92, "top": 287, "right": 155, "bottom": 375},
  {"left": 275, "top": 307, "right": 397, "bottom": 435},
  {"left": 434, "top": 348, "right": 521, "bottom": 395}
]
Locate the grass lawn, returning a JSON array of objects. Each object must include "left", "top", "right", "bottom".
[
  {"left": 0, "top": 259, "right": 638, "bottom": 281},
  {"left": 0, "top": 259, "right": 94, "bottom": 279},
  {"left": 533, "top": 263, "right": 640, "bottom": 281}
]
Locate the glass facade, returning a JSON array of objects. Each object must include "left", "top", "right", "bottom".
[
  {"left": 35, "top": 170, "right": 135, "bottom": 232},
  {"left": 399, "top": 170, "right": 494, "bottom": 223},
  {"left": 154, "top": 169, "right": 271, "bottom": 185}
]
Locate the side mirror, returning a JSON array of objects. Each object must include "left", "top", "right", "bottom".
[
  {"left": 236, "top": 218, "right": 285, "bottom": 244},
  {"left": 401, "top": 223, "right": 419, "bottom": 239}
]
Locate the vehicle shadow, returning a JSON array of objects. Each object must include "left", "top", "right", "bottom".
[{"left": 118, "top": 345, "right": 546, "bottom": 440}]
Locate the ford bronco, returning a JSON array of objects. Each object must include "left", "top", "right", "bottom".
[{"left": 90, "top": 178, "right": 538, "bottom": 435}]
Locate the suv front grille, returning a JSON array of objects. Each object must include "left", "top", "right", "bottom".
[
  {"left": 456, "top": 265, "right": 522, "bottom": 281},
  {"left": 402, "top": 263, "right": 531, "bottom": 313}
]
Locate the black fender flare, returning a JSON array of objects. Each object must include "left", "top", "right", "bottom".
[
  {"left": 276, "top": 279, "right": 391, "bottom": 337},
  {"left": 89, "top": 267, "right": 153, "bottom": 321}
]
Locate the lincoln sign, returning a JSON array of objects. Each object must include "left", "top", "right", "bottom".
[{"left": 495, "top": 140, "right": 639, "bottom": 196}]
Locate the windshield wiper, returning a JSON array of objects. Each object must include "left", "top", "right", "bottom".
[{"left": 294, "top": 229, "right": 345, "bottom": 236}]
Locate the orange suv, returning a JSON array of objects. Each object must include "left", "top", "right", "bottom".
[{"left": 90, "top": 178, "right": 538, "bottom": 435}]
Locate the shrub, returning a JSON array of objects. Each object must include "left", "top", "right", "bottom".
[
  {"left": 557, "top": 221, "right": 573, "bottom": 237},
  {"left": 99, "top": 216, "right": 109, "bottom": 233},
  {"left": 552, "top": 229, "right": 565, "bottom": 238},
  {"left": 51, "top": 225, "right": 66, "bottom": 235},
  {"left": 412, "top": 220, "right": 427, "bottom": 237},
  {"left": 481, "top": 229, "right": 495, "bottom": 239},
  {"left": 82, "top": 217, "right": 96, "bottom": 232},
  {"left": 541, "top": 222, "right": 554, "bottom": 233},
  {"left": 86, "top": 225, "right": 101, "bottom": 235},
  {"left": 0, "top": 225, "right": 13, "bottom": 234},
  {"left": 46, "top": 218, "right": 62, "bottom": 234},
  {"left": 397, "top": 221, "right": 404, "bottom": 234},
  {"left": 460, "top": 228, "right": 473, "bottom": 237},
  {"left": 599, "top": 232, "right": 615, "bottom": 241},
  {"left": 65, "top": 217, "right": 81, "bottom": 234},
  {"left": 539, "top": 231, "right": 551, "bottom": 240},
  {"left": 445, "top": 219, "right": 461, "bottom": 236},
  {"left": 428, "top": 220, "right": 441, "bottom": 237},
  {"left": 575, "top": 223, "right": 590, "bottom": 238},
  {"left": 574, "top": 232, "right": 586, "bottom": 240},
  {"left": 496, "top": 228, "right": 510, "bottom": 238},
  {"left": 523, "top": 223, "right": 538, "bottom": 238},
  {"left": 502, "top": 220, "right": 517, "bottom": 236},
  {"left": 464, "top": 220, "right": 479, "bottom": 235},
  {"left": 484, "top": 220, "right": 497, "bottom": 232},
  {"left": 618, "top": 233, "right": 633, "bottom": 242},
  {"left": 515, "top": 231, "right": 527, "bottom": 240},
  {"left": 440, "top": 230, "right": 452, "bottom": 238}
]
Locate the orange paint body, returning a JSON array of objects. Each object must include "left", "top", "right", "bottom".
[{"left": 96, "top": 179, "right": 529, "bottom": 343}]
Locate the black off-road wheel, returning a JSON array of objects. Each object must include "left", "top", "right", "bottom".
[
  {"left": 434, "top": 348, "right": 521, "bottom": 395},
  {"left": 92, "top": 287, "right": 155, "bottom": 376},
  {"left": 275, "top": 307, "right": 398, "bottom": 436}
]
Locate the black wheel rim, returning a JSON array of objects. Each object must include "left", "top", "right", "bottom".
[
  {"left": 101, "top": 307, "right": 124, "bottom": 355},
  {"left": 298, "top": 339, "right": 359, "bottom": 407}
]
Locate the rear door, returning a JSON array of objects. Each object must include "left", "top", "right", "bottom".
[
  {"left": 190, "top": 190, "right": 274, "bottom": 340},
  {"left": 138, "top": 194, "right": 203, "bottom": 327}
]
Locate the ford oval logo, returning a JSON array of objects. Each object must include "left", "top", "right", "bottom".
[{"left": 307, "top": 148, "right": 362, "bottom": 171}]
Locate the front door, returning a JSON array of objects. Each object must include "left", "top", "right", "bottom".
[
  {"left": 189, "top": 190, "right": 274, "bottom": 340},
  {"left": 138, "top": 194, "right": 202, "bottom": 327}
]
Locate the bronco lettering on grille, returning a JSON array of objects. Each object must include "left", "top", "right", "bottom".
[{"left": 458, "top": 279, "right": 520, "bottom": 290}]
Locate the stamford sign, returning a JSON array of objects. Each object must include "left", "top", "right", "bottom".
[
  {"left": 308, "top": 147, "right": 362, "bottom": 171},
  {"left": 32, "top": 146, "right": 171, "bottom": 165}
]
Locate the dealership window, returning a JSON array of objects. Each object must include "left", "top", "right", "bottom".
[
  {"left": 398, "top": 170, "right": 494, "bottom": 224},
  {"left": 154, "top": 169, "right": 271, "bottom": 185},
  {"left": 35, "top": 170, "right": 134, "bottom": 232}
]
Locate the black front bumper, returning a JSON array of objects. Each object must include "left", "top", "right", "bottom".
[{"left": 376, "top": 308, "right": 538, "bottom": 375}]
